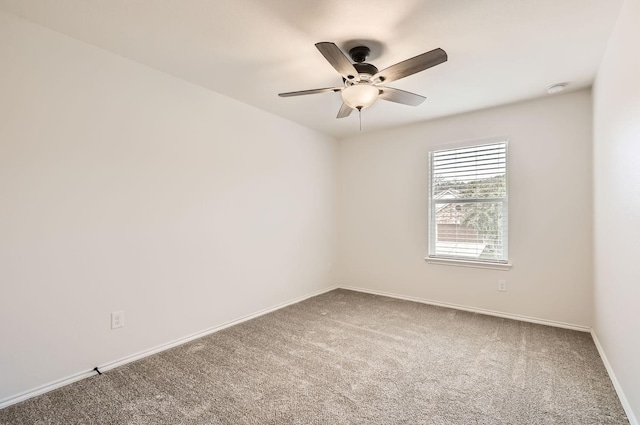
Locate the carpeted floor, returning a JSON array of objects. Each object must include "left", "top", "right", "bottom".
[{"left": 0, "top": 289, "right": 629, "bottom": 424}]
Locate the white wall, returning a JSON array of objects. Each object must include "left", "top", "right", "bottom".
[
  {"left": 337, "top": 90, "right": 593, "bottom": 327},
  {"left": 593, "top": 0, "right": 640, "bottom": 421},
  {"left": 0, "top": 11, "right": 336, "bottom": 402}
]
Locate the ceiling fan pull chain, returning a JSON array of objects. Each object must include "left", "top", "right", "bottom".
[{"left": 358, "top": 107, "right": 362, "bottom": 131}]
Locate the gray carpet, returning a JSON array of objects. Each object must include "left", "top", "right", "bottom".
[{"left": 0, "top": 289, "right": 629, "bottom": 424}]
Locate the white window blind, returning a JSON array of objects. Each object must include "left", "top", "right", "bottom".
[{"left": 428, "top": 141, "right": 508, "bottom": 263}]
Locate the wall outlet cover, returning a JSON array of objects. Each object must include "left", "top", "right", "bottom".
[{"left": 111, "top": 311, "right": 124, "bottom": 329}]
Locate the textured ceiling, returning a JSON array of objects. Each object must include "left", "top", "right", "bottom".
[{"left": 0, "top": 0, "right": 624, "bottom": 138}]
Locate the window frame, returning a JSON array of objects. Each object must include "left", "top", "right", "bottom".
[{"left": 426, "top": 137, "right": 512, "bottom": 270}]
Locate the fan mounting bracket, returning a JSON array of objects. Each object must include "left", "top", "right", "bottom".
[{"left": 348, "top": 46, "right": 371, "bottom": 63}]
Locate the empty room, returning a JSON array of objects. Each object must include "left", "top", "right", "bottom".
[{"left": 1, "top": 0, "right": 638, "bottom": 424}]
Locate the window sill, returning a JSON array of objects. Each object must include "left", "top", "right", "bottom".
[{"left": 425, "top": 257, "right": 512, "bottom": 270}]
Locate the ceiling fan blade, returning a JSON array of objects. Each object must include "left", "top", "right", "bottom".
[
  {"left": 278, "top": 87, "right": 342, "bottom": 97},
  {"left": 373, "top": 48, "right": 447, "bottom": 84},
  {"left": 315, "top": 42, "right": 360, "bottom": 82},
  {"left": 378, "top": 87, "right": 426, "bottom": 106},
  {"left": 337, "top": 103, "right": 353, "bottom": 119}
]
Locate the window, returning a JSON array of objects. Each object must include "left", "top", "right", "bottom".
[{"left": 428, "top": 141, "right": 508, "bottom": 265}]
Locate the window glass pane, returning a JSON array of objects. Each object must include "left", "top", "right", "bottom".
[{"left": 433, "top": 201, "right": 506, "bottom": 261}]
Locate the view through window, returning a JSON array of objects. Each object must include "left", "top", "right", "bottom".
[{"left": 428, "top": 141, "right": 508, "bottom": 263}]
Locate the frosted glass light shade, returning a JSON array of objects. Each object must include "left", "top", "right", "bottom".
[{"left": 341, "top": 84, "right": 379, "bottom": 109}]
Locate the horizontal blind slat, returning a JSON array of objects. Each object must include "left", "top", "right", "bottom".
[{"left": 433, "top": 146, "right": 506, "bottom": 157}]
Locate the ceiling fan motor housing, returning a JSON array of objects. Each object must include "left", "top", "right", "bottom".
[{"left": 354, "top": 63, "right": 378, "bottom": 77}]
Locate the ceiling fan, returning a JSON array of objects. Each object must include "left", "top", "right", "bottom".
[{"left": 279, "top": 42, "right": 448, "bottom": 119}]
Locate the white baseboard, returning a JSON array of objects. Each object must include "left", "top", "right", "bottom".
[
  {"left": 338, "top": 285, "right": 591, "bottom": 332},
  {"left": 0, "top": 285, "right": 338, "bottom": 410},
  {"left": 0, "top": 370, "right": 98, "bottom": 412},
  {"left": 591, "top": 330, "right": 638, "bottom": 425}
]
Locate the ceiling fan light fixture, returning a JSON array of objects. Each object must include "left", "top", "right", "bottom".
[{"left": 341, "top": 84, "right": 379, "bottom": 109}]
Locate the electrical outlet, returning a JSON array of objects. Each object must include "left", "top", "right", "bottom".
[
  {"left": 111, "top": 311, "right": 124, "bottom": 329},
  {"left": 497, "top": 280, "right": 507, "bottom": 292}
]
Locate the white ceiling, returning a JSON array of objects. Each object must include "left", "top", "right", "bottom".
[{"left": 0, "top": 0, "right": 623, "bottom": 139}]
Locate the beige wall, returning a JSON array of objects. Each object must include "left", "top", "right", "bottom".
[
  {"left": 0, "top": 11, "right": 336, "bottom": 402},
  {"left": 336, "top": 90, "right": 594, "bottom": 327},
  {"left": 593, "top": 0, "right": 640, "bottom": 421},
  {"left": 2, "top": 2, "right": 635, "bottom": 414}
]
